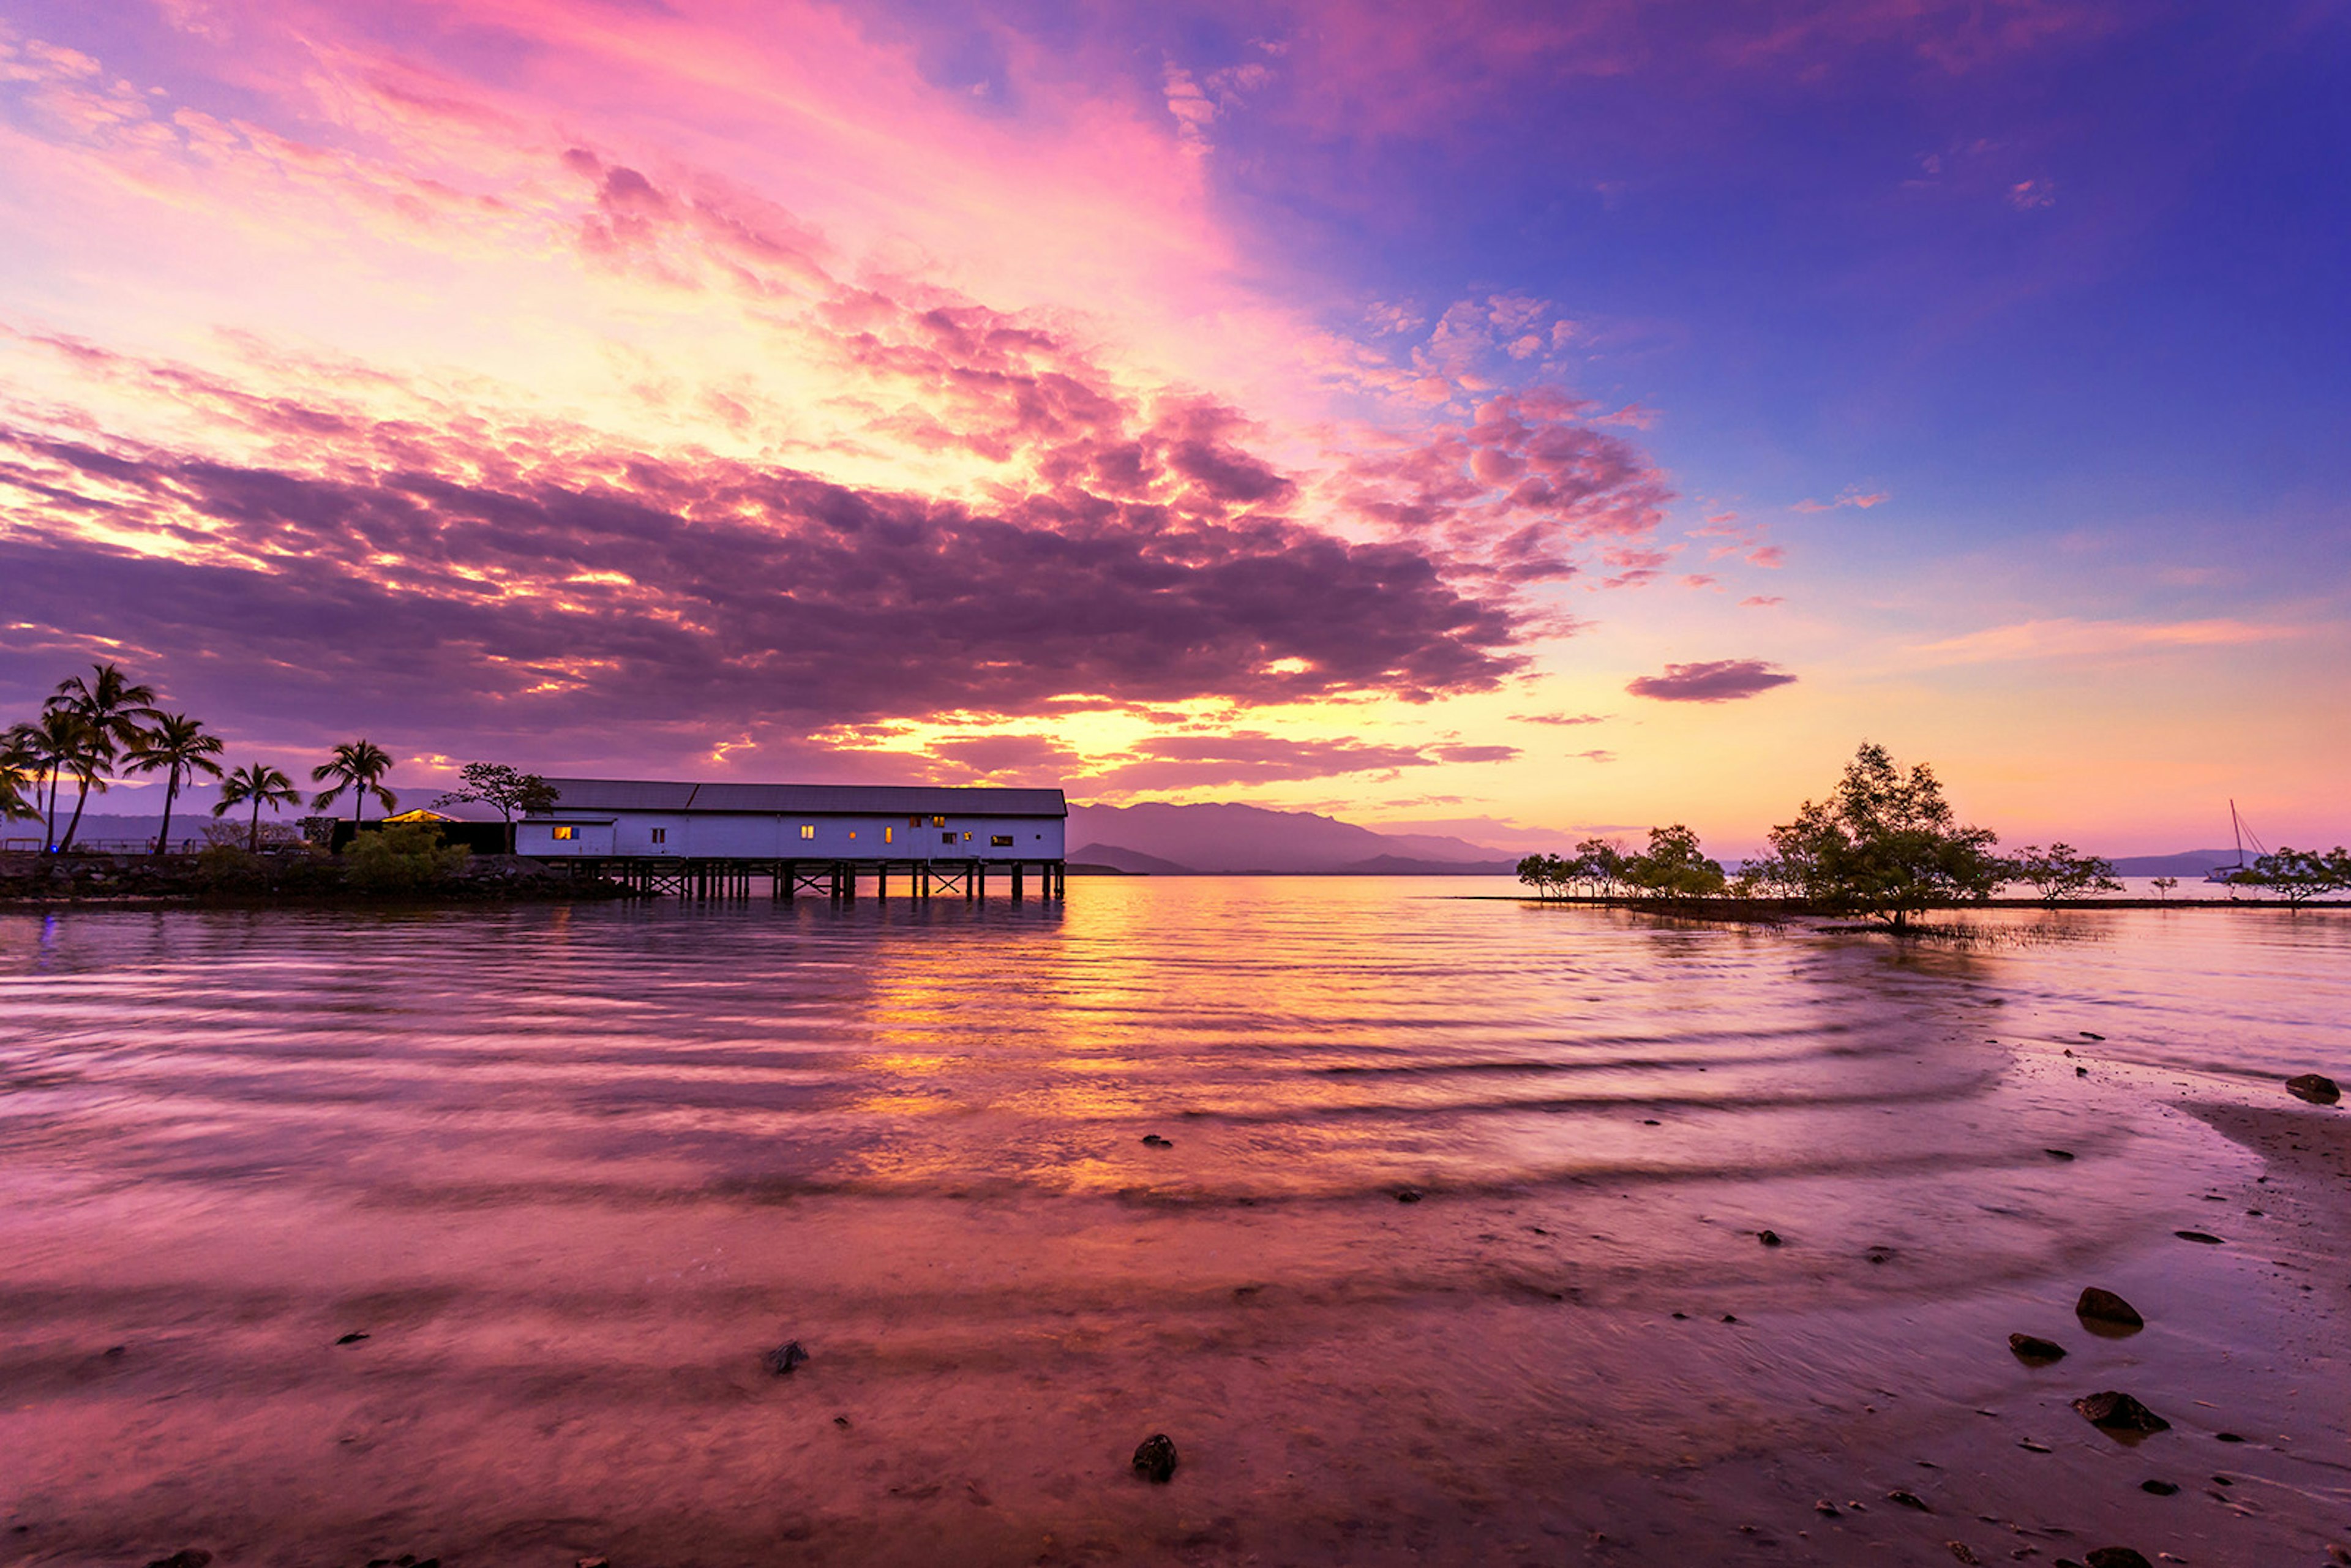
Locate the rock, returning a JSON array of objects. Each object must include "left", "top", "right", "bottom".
[
  {"left": 2017, "top": 1439, "right": 2052, "bottom": 1453},
  {"left": 2139, "top": 1479, "right": 2177, "bottom": 1495},
  {"left": 2285, "top": 1073, "right": 2341, "bottom": 1106},
  {"left": 763, "top": 1340, "right": 810, "bottom": 1376},
  {"left": 1946, "top": 1544, "right": 1980, "bottom": 1565},
  {"left": 2075, "top": 1066, "right": 2088, "bottom": 1076},
  {"left": 1394, "top": 1188, "right": 1423, "bottom": 1204},
  {"left": 2073, "top": 1391, "right": 2169, "bottom": 1434},
  {"left": 336, "top": 1332, "right": 370, "bottom": 1345},
  {"left": 1886, "top": 1490, "right": 1929, "bottom": 1511},
  {"left": 1131, "top": 1432, "right": 1179, "bottom": 1484},
  {"left": 2008, "top": 1333, "right": 2066, "bottom": 1363},
  {"left": 2045, "top": 1148, "right": 2076, "bottom": 1160},
  {"left": 1813, "top": 1499, "right": 1839, "bottom": 1516},
  {"left": 1758, "top": 1229, "right": 1783, "bottom": 1247},
  {"left": 2213, "top": 1431, "right": 2245, "bottom": 1443},
  {"left": 2173, "top": 1230, "right": 2224, "bottom": 1244},
  {"left": 1864, "top": 1245, "right": 1897, "bottom": 1265},
  {"left": 2079, "top": 1031, "right": 2105, "bottom": 1041},
  {"left": 833, "top": 1415, "right": 850, "bottom": 1427},
  {"left": 144, "top": 1553, "right": 212, "bottom": 1568},
  {"left": 2084, "top": 1550, "right": 2151, "bottom": 1568},
  {"left": 1141, "top": 1133, "right": 1172, "bottom": 1147},
  {"left": 2074, "top": 1287, "right": 2145, "bottom": 1330},
  {"left": 577, "top": 1558, "right": 610, "bottom": 1568}
]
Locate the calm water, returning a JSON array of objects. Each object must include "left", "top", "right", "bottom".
[{"left": 2, "top": 880, "right": 2347, "bottom": 1565}]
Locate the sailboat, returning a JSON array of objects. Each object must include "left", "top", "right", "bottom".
[{"left": 2204, "top": 800, "right": 2268, "bottom": 883}]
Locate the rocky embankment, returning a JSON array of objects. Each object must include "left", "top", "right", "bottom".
[{"left": 0, "top": 849, "right": 636, "bottom": 904}]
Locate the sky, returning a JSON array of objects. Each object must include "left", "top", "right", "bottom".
[{"left": 1, "top": 0, "right": 2345, "bottom": 856}]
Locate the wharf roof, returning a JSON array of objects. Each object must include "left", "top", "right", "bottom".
[{"left": 540, "top": 778, "right": 1067, "bottom": 817}]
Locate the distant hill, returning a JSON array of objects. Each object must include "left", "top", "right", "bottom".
[
  {"left": 1069, "top": 842, "right": 1196, "bottom": 876},
  {"left": 2107, "top": 850, "right": 2241, "bottom": 876},
  {"left": 1065, "top": 800, "right": 1513, "bottom": 875}
]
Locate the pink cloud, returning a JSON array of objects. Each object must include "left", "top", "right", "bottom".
[{"left": 1626, "top": 658, "right": 1797, "bottom": 702}]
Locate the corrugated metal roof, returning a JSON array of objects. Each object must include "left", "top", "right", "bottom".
[{"left": 541, "top": 778, "right": 1067, "bottom": 817}]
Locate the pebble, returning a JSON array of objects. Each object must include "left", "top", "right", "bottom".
[
  {"left": 2083, "top": 1550, "right": 2151, "bottom": 1568},
  {"left": 1394, "top": 1188, "right": 1423, "bottom": 1203},
  {"left": 2139, "top": 1479, "right": 2178, "bottom": 1496},
  {"left": 1759, "top": 1229, "right": 1783, "bottom": 1247},
  {"left": 1131, "top": 1432, "right": 1179, "bottom": 1484},
  {"left": 2172, "top": 1230, "right": 2224, "bottom": 1244},
  {"left": 2072, "top": 1391, "right": 2169, "bottom": 1434},
  {"left": 1887, "top": 1490, "right": 1929, "bottom": 1510},
  {"left": 2009, "top": 1333, "right": 2066, "bottom": 1362},
  {"left": 144, "top": 1553, "right": 211, "bottom": 1568},
  {"left": 762, "top": 1340, "right": 810, "bottom": 1376},
  {"left": 1946, "top": 1544, "right": 1979, "bottom": 1565},
  {"left": 2045, "top": 1149, "right": 2076, "bottom": 1161},
  {"left": 2285, "top": 1073, "right": 2341, "bottom": 1106},
  {"left": 336, "top": 1332, "right": 370, "bottom": 1345},
  {"left": 1140, "top": 1134, "right": 1172, "bottom": 1148},
  {"left": 2074, "top": 1288, "right": 2145, "bottom": 1330}
]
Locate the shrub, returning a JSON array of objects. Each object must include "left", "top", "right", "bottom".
[{"left": 343, "top": 822, "right": 470, "bottom": 891}]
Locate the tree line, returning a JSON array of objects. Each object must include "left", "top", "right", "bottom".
[
  {"left": 1518, "top": 741, "right": 2350, "bottom": 925},
  {"left": 1, "top": 661, "right": 554, "bottom": 855}
]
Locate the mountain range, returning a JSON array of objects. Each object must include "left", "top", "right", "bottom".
[{"left": 15, "top": 810, "right": 2254, "bottom": 880}]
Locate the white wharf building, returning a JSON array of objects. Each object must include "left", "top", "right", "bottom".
[{"left": 516, "top": 778, "right": 1069, "bottom": 900}]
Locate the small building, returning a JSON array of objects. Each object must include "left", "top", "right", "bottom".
[{"left": 516, "top": 778, "right": 1067, "bottom": 863}]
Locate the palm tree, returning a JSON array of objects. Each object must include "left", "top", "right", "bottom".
[
  {"left": 1, "top": 730, "right": 40, "bottom": 827},
  {"left": 124, "top": 713, "right": 228, "bottom": 854},
  {"left": 4, "top": 715, "right": 76, "bottom": 844},
  {"left": 213, "top": 762, "right": 302, "bottom": 852},
  {"left": 312, "top": 740, "right": 398, "bottom": 835},
  {"left": 48, "top": 662, "right": 159, "bottom": 851}
]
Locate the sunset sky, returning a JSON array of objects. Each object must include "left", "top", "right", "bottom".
[{"left": 2, "top": 0, "right": 2344, "bottom": 855}]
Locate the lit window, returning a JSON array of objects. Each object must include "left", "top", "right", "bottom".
[
  {"left": 800, "top": 825, "right": 816, "bottom": 840},
  {"left": 650, "top": 828, "right": 666, "bottom": 845},
  {"left": 849, "top": 831, "right": 857, "bottom": 840},
  {"left": 931, "top": 816, "right": 946, "bottom": 827},
  {"left": 962, "top": 832, "right": 973, "bottom": 842},
  {"left": 941, "top": 831, "right": 955, "bottom": 845},
  {"left": 552, "top": 825, "right": 577, "bottom": 841},
  {"left": 908, "top": 816, "right": 921, "bottom": 828},
  {"left": 991, "top": 834, "right": 1014, "bottom": 847},
  {"left": 884, "top": 827, "right": 895, "bottom": 844}
]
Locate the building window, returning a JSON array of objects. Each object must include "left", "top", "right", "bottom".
[
  {"left": 908, "top": 816, "right": 921, "bottom": 828},
  {"left": 941, "top": 831, "right": 956, "bottom": 845},
  {"left": 962, "top": 831, "right": 973, "bottom": 842},
  {"left": 552, "top": 825, "right": 577, "bottom": 841},
  {"left": 931, "top": 816, "right": 947, "bottom": 827},
  {"left": 849, "top": 831, "right": 857, "bottom": 840},
  {"left": 650, "top": 828, "right": 666, "bottom": 845},
  {"left": 884, "top": 826, "right": 895, "bottom": 844},
  {"left": 800, "top": 825, "right": 816, "bottom": 839},
  {"left": 991, "top": 835, "right": 1014, "bottom": 847}
]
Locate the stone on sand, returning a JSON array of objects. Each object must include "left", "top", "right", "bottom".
[{"left": 2074, "top": 1287, "right": 2144, "bottom": 1330}]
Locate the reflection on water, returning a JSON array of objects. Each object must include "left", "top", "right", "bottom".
[{"left": 1, "top": 882, "right": 2346, "bottom": 1564}]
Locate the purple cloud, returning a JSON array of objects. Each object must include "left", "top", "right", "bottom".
[{"left": 1625, "top": 659, "right": 1797, "bottom": 703}]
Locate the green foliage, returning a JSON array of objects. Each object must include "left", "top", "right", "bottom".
[
  {"left": 342, "top": 821, "right": 471, "bottom": 891},
  {"left": 1516, "top": 852, "right": 1567, "bottom": 899},
  {"left": 2233, "top": 846, "right": 2351, "bottom": 909},
  {"left": 2009, "top": 842, "right": 2123, "bottom": 903},
  {"left": 1621, "top": 823, "right": 1727, "bottom": 898},
  {"left": 1768, "top": 741, "right": 2005, "bottom": 930}
]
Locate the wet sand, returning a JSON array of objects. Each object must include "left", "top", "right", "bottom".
[{"left": 2, "top": 893, "right": 2347, "bottom": 1566}]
